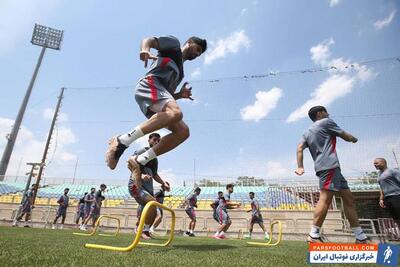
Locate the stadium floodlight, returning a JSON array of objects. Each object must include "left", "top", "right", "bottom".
[
  {"left": 31, "top": 24, "right": 64, "bottom": 50},
  {"left": 0, "top": 24, "right": 63, "bottom": 180}
]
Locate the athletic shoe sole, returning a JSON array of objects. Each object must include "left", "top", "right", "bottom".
[{"left": 105, "top": 136, "right": 127, "bottom": 170}]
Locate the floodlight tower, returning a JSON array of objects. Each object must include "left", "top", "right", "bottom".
[{"left": 0, "top": 24, "right": 63, "bottom": 180}]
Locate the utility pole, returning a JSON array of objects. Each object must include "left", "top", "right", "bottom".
[
  {"left": 392, "top": 149, "right": 400, "bottom": 169},
  {"left": 32, "top": 88, "right": 65, "bottom": 205},
  {"left": 0, "top": 24, "right": 63, "bottom": 180},
  {"left": 72, "top": 156, "right": 79, "bottom": 184}
]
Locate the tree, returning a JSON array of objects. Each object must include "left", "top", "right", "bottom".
[
  {"left": 361, "top": 171, "right": 378, "bottom": 184},
  {"left": 235, "top": 176, "right": 266, "bottom": 186},
  {"left": 197, "top": 178, "right": 222, "bottom": 187}
]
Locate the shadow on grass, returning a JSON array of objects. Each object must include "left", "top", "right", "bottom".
[{"left": 172, "top": 244, "right": 235, "bottom": 251}]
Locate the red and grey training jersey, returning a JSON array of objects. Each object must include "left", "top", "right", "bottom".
[
  {"left": 300, "top": 118, "right": 344, "bottom": 172},
  {"left": 185, "top": 193, "right": 197, "bottom": 209},
  {"left": 250, "top": 199, "right": 261, "bottom": 216},
  {"left": 143, "top": 35, "right": 184, "bottom": 95}
]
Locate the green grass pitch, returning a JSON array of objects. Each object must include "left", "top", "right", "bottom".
[{"left": 0, "top": 226, "right": 372, "bottom": 267}]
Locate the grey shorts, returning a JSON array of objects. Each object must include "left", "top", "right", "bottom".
[
  {"left": 135, "top": 76, "right": 175, "bottom": 119},
  {"left": 57, "top": 208, "right": 67, "bottom": 218},
  {"left": 251, "top": 214, "right": 264, "bottom": 224},
  {"left": 22, "top": 203, "right": 32, "bottom": 213},
  {"left": 216, "top": 208, "right": 231, "bottom": 225},
  {"left": 317, "top": 167, "right": 349, "bottom": 192},
  {"left": 185, "top": 208, "right": 196, "bottom": 221}
]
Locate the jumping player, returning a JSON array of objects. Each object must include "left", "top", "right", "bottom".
[
  {"left": 185, "top": 187, "right": 201, "bottom": 237},
  {"left": 106, "top": 35, "right": 207, "bottom": 177},
  {"left": 245, "top": 192, "right": 269, "bottom": 240},
  {"left": 295, "top": 106, "right": 368, "bottom": 243},
  {"left": 52, "top": 187, "right": 70, "bottom": 229},
  {"left": 129, "top": 133, "right": 170, "bottom": 239}
]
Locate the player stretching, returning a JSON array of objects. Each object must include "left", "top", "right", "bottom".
[
  {"left": 185, "top": 187, "right": 201, "bottom": 237},
  {"left": 106, "top": 35, "right": 207, "bottom": 177},
  {"left": 245, "top": 192, "right": 269, "bottom": 240},
  {"left": 214, "top": 184, "right": 241, "bottom": 239},
  {"left": 295, "top": 106, "right": 368, "bottom": 243}
]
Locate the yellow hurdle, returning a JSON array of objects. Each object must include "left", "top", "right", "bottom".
[
  {"left": 84, "top": 201, "right": 176, "bottom": 252},
  {"left": 73, "top": 215, "right": 121, "bottom": 237},
  {"left": 247, "top": 220, "right": 283, "bottom": 247}
]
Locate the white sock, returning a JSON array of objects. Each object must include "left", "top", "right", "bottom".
[
  {"left": 215, "top": 231, "right": 220, "bottom": 235},
  {"left": 219, "top": 231, "right": 225, "bottom": 235},
  {"left": 189, "top": 229, "right": 193, "bottom": 234},
  {"left": 137, "top": 148, "right": 157, "bottom": 165},
  {"left": 118, "top": 127, "right": 144, "bottom": 146},
  {"left": 352, "top": 227, "right": 367, "bottom": 240},
  {"left": 309, "top": 225, "right": 321, "bottom": 238},
  {"left": 144, "top": 224, "right": 150, "bottom": 231},
  {"left": 150, "top": 226, "right": 155, "bottom": 232}
]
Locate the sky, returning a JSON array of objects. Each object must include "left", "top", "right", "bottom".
[{"left": 0, "top": 0, "right": 399, "bottom": 187}]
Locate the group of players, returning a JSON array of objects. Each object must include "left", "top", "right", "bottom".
[
  {"left": 103, "top": 34, "right": 397, "bottom": 244},
  {"left": 12, "top": 183, "right": 107, "bottom": 230},
  {"left": 14, "top": 34, "right": 400, "bottom": 244}
]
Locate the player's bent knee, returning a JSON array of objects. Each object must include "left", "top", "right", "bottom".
[
  {"left": 178, "top": 124, "right": 190, "bottom": 139},
  {"left": 167, "top": 109, "right": 183, "bottom": 123}
]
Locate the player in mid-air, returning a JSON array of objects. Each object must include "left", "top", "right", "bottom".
[
  {"left": 184, "top": 187, "right": 201, "bottom": 237},
  {"left": 52, "top": 187, "right": 70, "bottom": 229},
  {"left": 106, "top": 35, "right": 207, "bottom": 180},
  {"left": 245, "top": 192, "right": 269, "bottom": 240},
  {"left": 214, "top": 184, "right": 241, "bottom": 239},
  {"left": 295, "top": 106, "right": 368, "bottom": 243},
  {"left": 129, "top": 133, "right": 170, "bottom": 239}
]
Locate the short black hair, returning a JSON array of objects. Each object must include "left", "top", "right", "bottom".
[
  {"left": 149, "top": 133, "right": 161, "bottom": 139},
  {"left": 194, "top": 187, "right": 201, "bottom": 192},
  {"left": 226, "top": 184, "right": 234, "bottom": 190},
  {"left": 218, "top": 191, "right": 223, "bottom": 195},
  {"left": 249, "top": 192, "right": 254, "bottom": 196},
  {"left": 188, "top": 36, "right": 207, "bottom": 53},
  {"left": 308, "top": 106, "right": 327, "bottom": 122},
  {"left": 64, "top": 188, "right": 69, "bottom": 191},
  {"left": 375, "top": 157, "right": 387, "bottom": 164},
  {"left": 91, "top": 187, "right": 95, "bottom": 190},
  {"left": 100, "top": 184, "right": 107, "bottom": 188}
]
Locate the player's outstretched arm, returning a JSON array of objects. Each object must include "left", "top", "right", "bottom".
[
  {"left": 338, "top": 131, "right": 358, "bottom": 143},
  {"left": 140, "top": 37, "right": 159, "bottom": 68},
  {"left": 153, "top": 174, "right": 170, "bottom": 191},
  {"left": 295, "top": 143, "right": 306, "bottom": 176}
]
